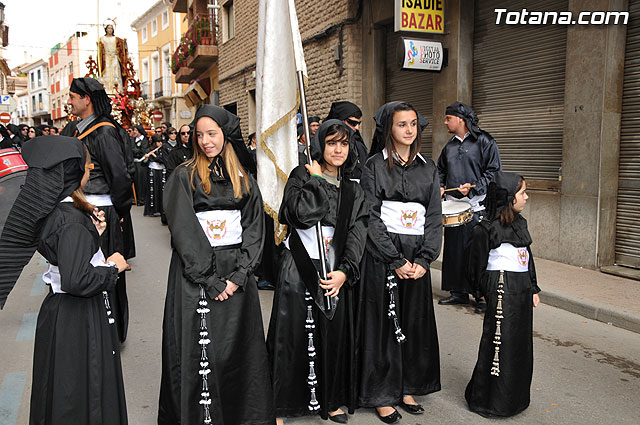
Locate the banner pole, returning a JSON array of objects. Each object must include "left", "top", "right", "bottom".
[{"left": 296, "top": 70, "right": 332, "bottom": 311}]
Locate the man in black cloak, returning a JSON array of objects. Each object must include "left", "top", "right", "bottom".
[
  {"left": 161, "top": 121, "right": 171, "bottom": 142},
  {"left": 437, "top": 101, "right": 501, "bottom": 311},
  {"left": 308, "top": 115, "right": 321, "bottom": 138},
  {"left": 18, "top": 124, "right": 29, "bottom": 142},
  {"left": 62, "top": 76, "right": 135, "bottom": 342}
]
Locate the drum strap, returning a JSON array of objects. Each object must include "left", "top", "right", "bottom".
[{"left": 76, "top": 122, "right": 116, "bottom": 140}]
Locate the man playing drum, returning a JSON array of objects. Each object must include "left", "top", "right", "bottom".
[{"left": 436, "top": 101, "right": 501, "bottom": 312}]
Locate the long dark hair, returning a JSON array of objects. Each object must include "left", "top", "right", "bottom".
[
  {"left": 383, "top": 102, "right": 422, "bottom": 168},
  {"left": 71, "top": 145, "right": 95, "bottom": 213},
  {"left": 498, "top": 176, "right": 525, "bottom": 225}
]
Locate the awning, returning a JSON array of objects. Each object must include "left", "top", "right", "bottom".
[{"left": 184, "top": 78, "right": 211, "bottom": 108}]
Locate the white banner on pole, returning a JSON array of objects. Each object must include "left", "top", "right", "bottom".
[{"left": 256, "top": 0, "right": 307, "bottom": 242}]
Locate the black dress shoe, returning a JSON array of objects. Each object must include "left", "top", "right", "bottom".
[
  {"left": 328, "top": 413, "right": 348, "bottom": 423},
  {"left": 438, "top": 295, "right": 469, "bottom": 305},
  {"left": 376, "top": 409, "right": 401, "bottom": 424},
  {"left": 399, "top": 401, "right": 425, "bottom": 414},
  {"left": 474, "top": 299, "right": 487, "bottom": 314}
]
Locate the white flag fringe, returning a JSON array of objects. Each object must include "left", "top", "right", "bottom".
[{"left": 256, "top": 0, "right": 307, "bottom": 244}]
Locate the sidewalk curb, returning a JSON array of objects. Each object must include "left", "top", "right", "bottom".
[
  {"left": 431, "top": 261, "right": 640, "bottom": 334},
  {"left": 537, "top": 290, "right": 640, "bottom": 334}
]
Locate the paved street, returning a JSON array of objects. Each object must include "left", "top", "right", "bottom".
[{"left": 1, "top": 206, "right": 639, "bottom": 425}]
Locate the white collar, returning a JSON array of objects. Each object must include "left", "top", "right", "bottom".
[
  {"left": 382, "top": 148, "right": 427, "bottom": 164},
  {"left": 454, "top": 132, "right": 470, "bottom": 142}
]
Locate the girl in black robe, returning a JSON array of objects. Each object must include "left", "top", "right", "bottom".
[
  {"left": 0, "top": 136, "right": 130, "bottom": 425},
  {"left": 267, "top": 120, "right": 367, "bottom": 424},
  {"left": 158, "top": 105, "right": 273, "bottom": 425},
  {"left": 358, "top": 102, "right": 442, "bottom": 424},
  {"left": 144, "top": 134, "right": 166, "bottom": 217},
  {"left": 465, "top": 172, "right": 541, "bottom": 418}
]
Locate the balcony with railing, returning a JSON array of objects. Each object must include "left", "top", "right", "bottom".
[
  {"left": 154, "top": 76, "right": 172, "bottom": 99},
  {"left": 141, "top": 81, "right": 150, "bottom": 100},
  {"left": 172, "top": 13, "right": 218, "bottom": 83}
]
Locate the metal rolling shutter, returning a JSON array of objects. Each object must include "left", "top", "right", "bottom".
[
  {"left": 616, "top": 0, "right": 640, "bottom": 268},
  {"left": 385, "top": 26, "right": 434, "bottom": 159},
  {"left": 473, "top": 0, "right": 567, "bottom": 188}
]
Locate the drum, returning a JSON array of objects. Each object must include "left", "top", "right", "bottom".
[
  {"left": 441, "top": 199, "right": 473, "bottom": 227},
  {"left": 0, "top": 149, "right": 28, "bottom": 180},
  {"left": 0, "top": 149, "right": 28, "bottom": 236}
]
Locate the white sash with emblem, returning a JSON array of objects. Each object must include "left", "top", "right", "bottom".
[
  {"left": 295, "top": 226, "right": 336, "bottom": 269},
  {"left": 42, "top": 248, "right": 110, "bottom": 294},
  {"left": 487, "top": 243, "right": 529, "bottom": 272},
  {"left": 196, "top": 210, "right": 243, "bottom": 247},
  {"left": 380, "top": 200, "right": 425, "bottom": 235}
]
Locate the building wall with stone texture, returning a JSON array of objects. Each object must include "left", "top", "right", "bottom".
[{"left": 217, "top": 0, "right": 363, "bottom": 138}]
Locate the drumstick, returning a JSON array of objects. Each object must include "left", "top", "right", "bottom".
[{"left": 444, "top": 185, "right": 476, "bottom": 192}]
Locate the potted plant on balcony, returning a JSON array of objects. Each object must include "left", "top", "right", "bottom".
[
  {"left": 180, "top": 36, "right": 196, "bottom": 57},
  {"left": 171, "top": 56, "right": 178, "bottom": 74},
  {"left": 196, "top": 15, "right": 212, "bottom": 45}
]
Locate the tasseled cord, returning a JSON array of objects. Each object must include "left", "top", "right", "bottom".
[
  {"left": 102, "top": 291, "right": 115, "bottom": 325},
  {"left": 149, "top": 168, "right": 155, "bottom": 208},
  {"left": 387, "top": 273, "right": 406, "bottom": 344},
  {"left": 304, "top": 290, "right": 320, "bottom": 412},
  {"left": 197, "top": 285, "right": 213, "bottom": 424},
  {"left": 491, "top": 271, "right": 505, "bottom": 377}
]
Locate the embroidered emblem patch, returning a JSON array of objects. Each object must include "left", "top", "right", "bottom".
[
  {"left": 323, "top": 236, "right": 333, "bottom": 255},
  {"left": 207, "top": 219, "right": 227, "bottom": 240},
  {"left": 400, "top": 210, "right": 418, "bottom": 228},
  {"left": 517, "top": 248, "right": 529, "bottom": 266},
  {"left": 2, "top": 158, "right": 10, "bottom": 166}
]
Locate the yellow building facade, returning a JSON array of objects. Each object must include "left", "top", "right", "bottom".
[
  {"left": 170, "top": 0, "right": 219, "bottom": 111},
  {"left": 131, "top": 0, "right": 189, "bottom": 129}
]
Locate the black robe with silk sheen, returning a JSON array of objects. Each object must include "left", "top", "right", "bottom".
[
  {"left": 267, "top": 166, "right": 367, "bottom": 419},
  {"left": 349, "top": 131, "right": 369, "bottom": 181},
  {"left": 159, "top": 165, "right": 274, "bottom": 425},
  {"left": 165, "top": 143, "right": 192, "bottom": 177},
  {"left": 358, "top": 152, "right": 442, "bottom": 407},
  {"left": 437, "top": 130, "right": 501, "bottom": 293},
  {"left": 144, "top": 144, "right": 173, "bottom": 217},
  {"left": 77, "top": 115, "right": 134, "bottom": 342},
  {"left": 464, "top": 216, "right": 541, "bottom": 417},
  {"left": 131, "top": 135, "right": 150, "bottom": 204},
  {"left": 29, "top": 203, "right": 127, "bottom": 425}
]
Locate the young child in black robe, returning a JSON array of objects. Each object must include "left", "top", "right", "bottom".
[
  {"left": 465, "top": 171, "right": 541, "bottom": 417},
  {"left": 0, "top": 135, "right": 130, "bottom": 424},
  {"left": 358, "top": 102, "right": 442, "bottom": 424},
  {"left": 267, "top": 120, "right": 367, "bottom": 424}
]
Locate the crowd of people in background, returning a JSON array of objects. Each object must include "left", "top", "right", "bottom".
[
  {"left": 0, "top": 76, "right": 541, "bottom": 425},
  {"left": 0, "top": 123, "right": 60, "bottom": 150}
]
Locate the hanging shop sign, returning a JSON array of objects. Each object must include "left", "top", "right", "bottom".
[
  {"left": 394, "top": 0, "right": 444, "bottom": 34},
  {"left": 399, "top": 38, "right": 446, "bottom": 71}
]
